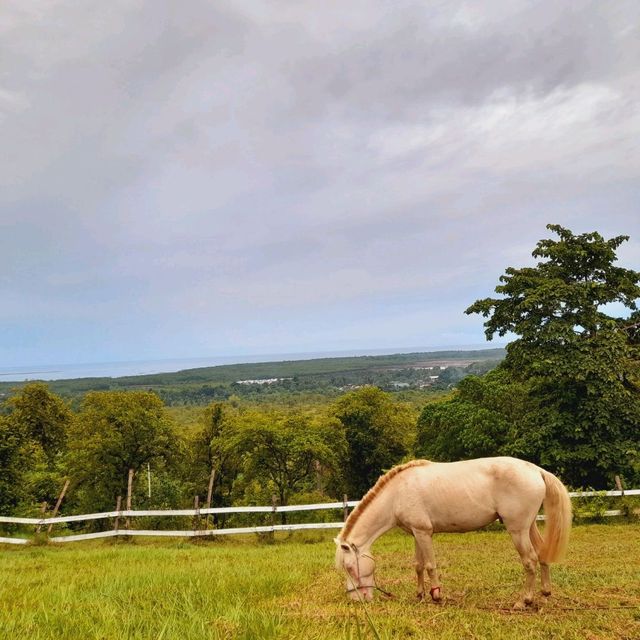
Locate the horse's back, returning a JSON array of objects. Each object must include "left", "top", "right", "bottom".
[{"left": 395, "top": 457, "right": 545, "bottom": 533}]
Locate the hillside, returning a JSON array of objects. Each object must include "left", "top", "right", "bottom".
[{"left": 0, "top": 348, "right": 505, "bottom": 405}]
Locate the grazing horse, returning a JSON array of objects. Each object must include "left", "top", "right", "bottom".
[{"left": 335, "top": 457, "right": 571, "bottom": 607}]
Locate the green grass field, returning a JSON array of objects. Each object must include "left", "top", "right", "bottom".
[{"left": 1, "top": 524, "right": 638, "bottom": 640}]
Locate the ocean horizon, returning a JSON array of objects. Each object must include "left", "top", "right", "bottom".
[{"left": 0, "top": 344, "right": 503, "bottom": 382}]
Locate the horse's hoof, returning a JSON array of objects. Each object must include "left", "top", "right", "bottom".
[
  {"left": 430, "top": 587, "right": 442, "bottom": 603},
  {"left": 416, "top": 592, "right": 424, "bottom": 602},
  {"left": 541, "top": 590, "right": 551, "bottom": 597}
]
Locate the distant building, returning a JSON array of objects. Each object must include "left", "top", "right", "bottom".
[{"left": 235, "top": 378, "right": 291, "bottom": 385}]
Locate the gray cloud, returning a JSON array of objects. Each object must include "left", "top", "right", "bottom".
[
  {"left": 284, "top": 1, "right": 638, "bottom": 117},
  {"left": 1, "top": 0, "right": 639, "bottom": 365}
]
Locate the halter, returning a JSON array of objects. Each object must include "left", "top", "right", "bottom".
[{"left": 342, "top": 542, "right": 394, "bottom": 599}]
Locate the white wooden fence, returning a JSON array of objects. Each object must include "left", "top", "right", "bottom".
[{"left": 1, "top": 490, "right": 638, "bottom": 546}]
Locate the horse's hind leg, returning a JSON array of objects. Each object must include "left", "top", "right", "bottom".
[
  {"left": 414, "top": 530, "right": 441, "bottom": 602},
  {"left": 529, "top": 520, "right": 551, "bottom": 596},
  {"left": 508, "top": 528, "right": 538, "bottom": 606},
  {"left": 540, "top": 563, "right": 551, "bottom": 596}
]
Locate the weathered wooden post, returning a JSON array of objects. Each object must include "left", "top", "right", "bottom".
[
  {"left": 35, "top": 501, "right": 48, "bottom": 534},
  {"left": 343, "top": 494, "right": 349, "bottom": 522},
  {"left": 615, "top": 475, "right": 624, "bottom": 495},
  {"left": 126, "top": 468, "right": 134, "bottom": 530},
  {"left": 114, "top": 496, "right": 122, "bottom": 535},
  {"left": 270, "top": 494, "right": 278, "bottom": 539},
  {"left": 193, "top": 495, "right": 201, "bottom": 537},
  {"left": 205, "top": 466, "right": 216, "bottom": 529},
  {"left": 47, "top": 478, "right": 71, "bottom": 534}
]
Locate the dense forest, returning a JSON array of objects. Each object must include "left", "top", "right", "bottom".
[{"left": 1, "top": 225, "right": 639, "bottom": 531}]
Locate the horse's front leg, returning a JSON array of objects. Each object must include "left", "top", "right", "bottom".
[
  {"left": 414, "top": 538, "right": 426, "bottom": 600},
  {"left": 414, "top": 530, "right": 441, "bottom": 602}
]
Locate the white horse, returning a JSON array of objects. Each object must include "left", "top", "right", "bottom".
[{"left": 335, "top": 457, "right": 571, "bottom": 607}]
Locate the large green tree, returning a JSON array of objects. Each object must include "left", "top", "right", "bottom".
[
  {"left": 5, "top": 382, "right": 71, "bottom": 463},
  {"left": 420, "top": 225, "right": 640, "bottom": 487},
  {"left": 68, "top": 390, "right": 176, "bottom": 512},
  {"left": 417, "top": 369, "right": 535, "bottom": 462},
  {"left": 229, "top": 409, "right": 344, "bottom": 512},
  {"left": 2, "top": 383, "right": 72, "bottom": 508},
  {"left": 0, "top": 415, "right": 24, "bottom": 512},
  {"left": 332, "top": 386, "right": 415, "bottom": 497},
  {"left": 186, "top": 401, "right": 242, "bottom": 515}
]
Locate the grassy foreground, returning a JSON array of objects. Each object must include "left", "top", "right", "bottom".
[{"left": 1, "top": 524, "right": 638, "bottom": 640}]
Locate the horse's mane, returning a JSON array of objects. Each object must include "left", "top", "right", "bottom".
[{"left": 340, "top": 459, "right": 431, "bottom": 539}]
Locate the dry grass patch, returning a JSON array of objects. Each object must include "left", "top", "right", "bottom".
[{"left": 279, "top": 524, "right": 640, "bottom": 639}]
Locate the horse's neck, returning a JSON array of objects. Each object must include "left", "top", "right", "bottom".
[{"left": 348, "top": 486, "right": 396, "bottom": 551}]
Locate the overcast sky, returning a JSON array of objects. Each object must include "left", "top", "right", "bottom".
[{"left": 1, "top": 1, "right": 639, "bottom": 369}]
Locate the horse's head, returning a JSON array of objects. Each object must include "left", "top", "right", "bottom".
[{"left": 334, "top": 538, "right": 376, "bottom": 601}]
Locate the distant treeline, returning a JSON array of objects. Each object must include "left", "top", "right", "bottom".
[{"left": 0, "top": 349, "right": 506, "bottom": 406}]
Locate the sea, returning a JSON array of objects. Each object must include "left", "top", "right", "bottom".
[{"left": 0, "top": 345, "right": 494, "bottom": 382}]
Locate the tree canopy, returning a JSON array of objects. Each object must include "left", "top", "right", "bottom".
[
  {"left": 467, "top": 225, "right": 639, "bottom": 346},
  {"left": 227, "top": 409, "right": 345, "bottom": 509},
  {"left": 4, "top": 382, "right": 71, "bottom": 463},
  {"left": 0, "top": 383, "right": 72, "bottom": 508},
  {"left": 0, "top": 415, "right": 24, "bottom": 512},
  {"left": 68, "top": 390, "right": 176, "bottom": 512},
  {"left": 419, "top": 225, "right": 640, "bottom": 487},
  {"left": 186, "top": 401, "right": 241, "bottom": 511},
  {"left": 333, "top": 386, "right": 415, "bottom": 497}
]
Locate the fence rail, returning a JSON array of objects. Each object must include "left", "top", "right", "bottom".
[{"left": 1, "top": 490, "right": 638, "bottom": 546}]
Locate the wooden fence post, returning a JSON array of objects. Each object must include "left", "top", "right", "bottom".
[
  {"left": 271, "top": 494, "right": 278, "bottom": 530},
  {"left": 193, "top": 495, "right": 201, "bottom": 537},
  {"left": 47, "top": 478, "right": 70, "bottom": 534},
  {"left": 615, "top": 475, "right": 624, "bottom": 496},
  {"left": 205, "top": 467, "right": 216, "bottom": 529},
  {"left": 126, "top": 468, "right": 134, "bottom": 530},
  {"left": 114, "top": 496, "right": 122, "bottom": 534},
  {"left": 343, "top": 494, "right": 349, "bottom": 522},
  {"left": 35, "top": 501, "right": 48, "bottom": 534}
]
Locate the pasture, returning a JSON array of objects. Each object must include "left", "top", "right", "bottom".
[{"left": 1, "top": 524, "right": 638, "bottom": 640}]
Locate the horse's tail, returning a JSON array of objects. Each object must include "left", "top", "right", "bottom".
[{"left": 530, "top": 470, "right": 572, "bottom": 564}]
